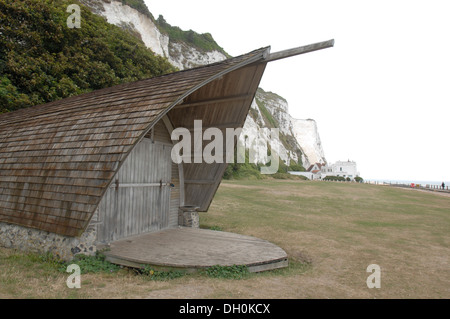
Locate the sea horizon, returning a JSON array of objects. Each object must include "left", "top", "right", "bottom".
[{"left": 365, "top": 179, "right": 448, "bottom": 187}]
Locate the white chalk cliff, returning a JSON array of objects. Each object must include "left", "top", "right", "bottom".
[
  {"left": 291, "top": 119, "right": 326, "bottom": 168},
  {"left": 242, "top": 89, "right": 326, "bottom": 168},
  {"left": 83, "top": 0, "right": 326, "bottom": 168},
  {"left": 81, "top": 0, "right": 227, "bottom": 70}
]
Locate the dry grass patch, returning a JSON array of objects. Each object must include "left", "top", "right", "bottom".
[{"left": 202, "top": 180, "right": 450, "bottom": 298}]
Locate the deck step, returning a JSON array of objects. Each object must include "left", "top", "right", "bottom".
[{"left": 102, "top": 227, "right": 288, "bottom": 273}]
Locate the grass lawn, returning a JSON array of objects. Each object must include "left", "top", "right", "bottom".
[{"left": 0, "top": 180, "right": 449, "bottom": 298}]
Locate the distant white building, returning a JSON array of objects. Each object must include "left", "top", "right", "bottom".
[
  {"left": 321, "top": 160, "right": 359, "bottom": 179},
  {"left": 288, "top": 160, "right": 360, "bottom": 180},
  {"left": 288, "top": 162, "right": 325, "bottom": 180}
]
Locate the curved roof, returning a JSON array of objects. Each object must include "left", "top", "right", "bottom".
[{"left": 0, "top": 47, "right": 270, "bottom": 236}]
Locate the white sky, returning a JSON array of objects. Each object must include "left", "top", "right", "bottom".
[{"left": 145, "top": 0, "right": 450, "bottom": 182}]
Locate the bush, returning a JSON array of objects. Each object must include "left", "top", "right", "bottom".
[
  {"left": 323, "top": 175, "right": 346, "bottom": 182},
  {"left": 222, "top": 156, "right": 308, "bottom": 180},
  {"left": 288, "top": 162, "right": 305, "bottom": 172},
  {"left": 355, "top": 176, "right": 364, "bottom": 183},
  {"left": 222, "top": 162, "right": 263, "bottom": 180}
]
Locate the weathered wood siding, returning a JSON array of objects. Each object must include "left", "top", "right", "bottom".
[{"left": 148, "top": 121, "right": 173, "bottom": 145}]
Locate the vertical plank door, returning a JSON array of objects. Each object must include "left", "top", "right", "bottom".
[{"left": 96, "top": 137, "right": 173, "bottom": 243}]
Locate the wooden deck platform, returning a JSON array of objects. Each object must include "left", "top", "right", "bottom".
[{"left": 102, "top": 227, "right": 288, "bottom": 273}]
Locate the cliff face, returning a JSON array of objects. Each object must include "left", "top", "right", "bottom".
[
  {"left": 94, "top": 0, "right": 170, "bottom": 58},
  {"left": 84, "top": 0, "right": 326, "bottom": 168},
  {"left": 291, "top": 119, "right": 326, "bottom": 168},
  {"left": 243, "top": 89, "right": 326, "bottom": 168},
  {"left": 81, "top": 0, "right": 227, "bottom": 70},
  {"left": 240, "top": 97, "right": 299, "bottom": 165}
]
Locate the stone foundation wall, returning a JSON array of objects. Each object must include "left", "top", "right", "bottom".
[{"left": 0, "top": 222, "right": 97, "bottom": 261}]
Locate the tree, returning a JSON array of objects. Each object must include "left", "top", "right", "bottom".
[{"left": 0, "top": 0, "right": 176, "bottom": 113}]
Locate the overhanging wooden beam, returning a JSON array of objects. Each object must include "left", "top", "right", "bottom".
[
  {"left": 175, "top": 93, "right": 253, "bottom": 109},
  {"left": 185, "top": 122, "right": 241, "bottom": 131},
  {"left": 265, "top": 39, "right": 334, "bottom": 63}
]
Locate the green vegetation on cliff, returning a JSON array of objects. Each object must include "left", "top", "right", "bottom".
[
  {"left": 155, "top": 15, "right": 229, "bottom": 57},
  {"left": 96, "top": 1, "right": 229, "bottom": 56},
  {"left": 0, "top": 0, "right": 176, "bottom": 113},
  {"left": 222, "top": 88, "right": 306, "bottom": 180},
  {"left": 120, "top": 0, "right": 153, "bottom": 18}
]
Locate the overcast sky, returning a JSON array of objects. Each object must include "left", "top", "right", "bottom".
[{"left": 145, "top": 0, "right": 450, "bottom": 182}]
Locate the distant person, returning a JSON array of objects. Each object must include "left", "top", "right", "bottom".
[{"left": 442, "top": 182, "right": 445, "bottom": 190}]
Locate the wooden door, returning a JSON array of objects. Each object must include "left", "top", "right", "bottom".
[{"left": 96, "top": 138, "right": 173, "bottom": 243}]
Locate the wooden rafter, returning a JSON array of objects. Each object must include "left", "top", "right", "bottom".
[{"left": 175, "top": 93, "right": 253, "bottom": 109}]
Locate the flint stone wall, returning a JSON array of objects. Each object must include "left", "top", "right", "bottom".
[{"left": 0, "top": 222, "right": 97, "bottom": 261}]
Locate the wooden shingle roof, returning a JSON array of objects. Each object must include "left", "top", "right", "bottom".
[{"left": 0, "top": 47, "right": 270, "bottom": 237}]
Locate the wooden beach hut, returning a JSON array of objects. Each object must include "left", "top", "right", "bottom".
[{"left": 0, "top": 40, "right": 333, "bottom": 271}]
